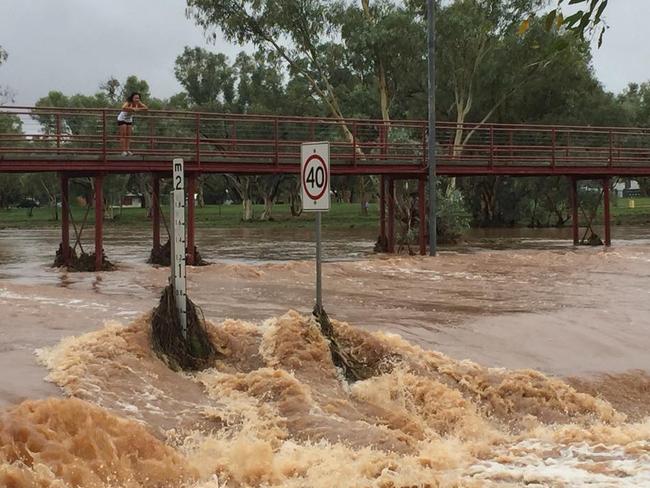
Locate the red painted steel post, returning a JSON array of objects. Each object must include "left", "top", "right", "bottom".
[
  {"left": 94, "top": 175, "right": 104, "bottom": 271},
  {"left": 387, "top": 177, "right": 395, "bottom": 253},
  {"left": 603, "top": 177, "right": 611, "bottom": 246},
  {"left": 152, "top": 174, "right": 160, "bottom": 252},
  {"left": 570, "top": 177, "right": 579, "bottom": 245},
  {"left": 379, "top": 175, "right": 386, "bottom": 243},
  {"left": 187, "top": 174, "right": 197, "bottom": 265},
  {"left": 418, "top": 176, "right": 426, "bottom": 255},
  {"left": 61, "top": 174, "right": 70, "bottom": 265}
]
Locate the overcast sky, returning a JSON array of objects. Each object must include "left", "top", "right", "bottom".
[{"left": 1, "top": 0, "right": 648, "bottom": 106}]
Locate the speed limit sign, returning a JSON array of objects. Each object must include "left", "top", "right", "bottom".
[{"left": 301, "top": 142, "right": 330, "bottom": 212}]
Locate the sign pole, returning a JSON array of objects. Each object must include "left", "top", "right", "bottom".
[
  {"left": 315, "top": 212, "right": 322, "bottom": 309},
  {"left": 171, "top": 158, "right": 187, "bottom": 338},
  {"left": 301, "top": 142, "right": 330, "bottom": 311}
]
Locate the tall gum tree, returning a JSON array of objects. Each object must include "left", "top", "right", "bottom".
[
  {"left": 186, "top": 1, "right": 422, "bottom": 140},
  {"left": 430, "top": 0, "right": 553, "bottom": 157},
  {"left": 174, "top": 47, "right": 291, "bottom": 220},
  {"left": 187, "top": 0, "right": 357, "bottom": 141}
]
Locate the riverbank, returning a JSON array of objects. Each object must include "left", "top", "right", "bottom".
[
  {"left": 2, "top": 197, "right": 649, "bottom": 230},
  {"left": 0, "top": 202, "right": 381, "bottom": 230}
]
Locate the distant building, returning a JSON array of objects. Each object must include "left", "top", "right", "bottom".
[
  {"left": 120, "top": 193, "right": 144, "bottom": 208},
  {"left": 614, "top": 180, "right": 641, "bottom": 198}
]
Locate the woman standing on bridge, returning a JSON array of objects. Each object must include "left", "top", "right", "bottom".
[{"left": 117, "top": 92, "right": 148, "bottom": 156}]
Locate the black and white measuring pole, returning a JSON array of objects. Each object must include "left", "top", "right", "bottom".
[
  {"left": 301, "top": 142, "right": 330, "bottom": 309},
  {"left": 171, "top": 158, "right": 187, "bottom": 338}
]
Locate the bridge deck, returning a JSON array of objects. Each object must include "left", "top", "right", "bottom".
[{"left": 2, "top": 106, "right": 650, "bottom": 176}]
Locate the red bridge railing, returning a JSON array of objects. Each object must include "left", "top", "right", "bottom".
[{"left": 1, "top": 105, "right": 650, "bottom": 174}]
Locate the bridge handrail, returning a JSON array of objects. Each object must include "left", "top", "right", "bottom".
[
  {"left": 2, "top": 104, "right": 650, "bottom": 176},
  {"left": 2, "top": 105, "right": 650, "bottom": 134}
]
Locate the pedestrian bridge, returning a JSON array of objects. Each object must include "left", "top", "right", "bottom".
[
  {"left": 1, "top": 105, "right": 646, "bottom": 266},
  {"left": 1, "top": 105, "right": 650, "bottom": 176}
]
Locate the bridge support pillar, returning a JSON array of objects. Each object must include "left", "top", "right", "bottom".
[
  {"left": 94, "top": 175, "right": 104, "bottom": 271},
  {"left": 187, "top": 174, "right": 197, "bottom": 265},
  {"left": 418, "top": 176, "right": 426, "bottom": 255},
  {"left": 60, "top": 174, "right": 71, "bottom": 266},
  {"left": 387, "top": 177, "right": 395, "bottom": 253},
  {"left": 570, "top": 177, "right": 579, "bottom": 245},
  {"left": 152, "top": 174, "right": 161, "bottom": 252},
  {"left": 603, "top": 177, "right": 611, "bottom": 246}
]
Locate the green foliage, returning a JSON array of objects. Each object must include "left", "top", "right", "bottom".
[
  {"left": 186, "top": 0, "right": 337, "bottom": 114},
  {"left": 0, "top": 113, "right": 23, "bottom": 145},
  {"left": 545, "top": 0, "right": 609, "bottom": 46},
  {"left": 0, "top": 174, "right": 23, "bottom": 208},
  {"left": 436, "top": 182, "right": 470, "bottom": 243},
  {"left": 121, "top": 75, "right": 151, "bottom": 101},
  {"left": 233, "top": 52, "right": 288, "bottom": 114},
  {"left": 174, "top": 47, "right": 235, "bottom": 108},
  {"left": 99, "top": 77, "right": 121, "bottom": 104}
]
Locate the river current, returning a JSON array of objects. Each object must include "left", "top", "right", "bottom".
[{"left": 1, "top": 225, "right": 650, "bottom": 486}]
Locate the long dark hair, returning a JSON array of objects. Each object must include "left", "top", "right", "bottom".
[{"left": 127, "top": 92, "right": 141, "bottom": 103}]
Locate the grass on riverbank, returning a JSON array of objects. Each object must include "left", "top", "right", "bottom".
[
  {"left": 0, "top": 202, "right": 381, "bottom": 230},
  {"left": 1, "top": 197, "right": 648, "bottom": 230},
  {"left": 610, "top": 197, "right": 650, "bottom": 225}
]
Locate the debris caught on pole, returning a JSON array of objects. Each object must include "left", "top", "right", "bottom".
[{"left": 150, "top": 158, "right": 216, "bottom": 371}]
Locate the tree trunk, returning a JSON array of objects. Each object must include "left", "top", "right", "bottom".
[
  {"left": 197, "top": 176, "right": 206, "bottom": 208},
  {"left": 257, "top": 175, "right": 284, "bottom": 221},
  {"left": 359, "top": 176, "right": 370, "bottom": 215},
  {"left": 289, "top": 181, "right": 302, "bottom": 217},
  {"left": 134, "top": 174, "right": 152, "bottom": 215},
  {"left": 260, "top": 196, "right": 274, "bottom": 221},
  {"left": 51, "top": 196, "right": 58, "bottom": 221},
  {"left": 242, "top": 198, "right": 253, "bottom": 221},
  {"left": 529, "top": 199, "right": 539, "bottom": 228},
  {"left": 479, "top": 178, "right": 498, "bottom": 225},
  {"left": 225, "top": 175, "right": 255, "bottom": 222},
  {"left": 104, "top": 198, "right": 114, "bottom": 220}
]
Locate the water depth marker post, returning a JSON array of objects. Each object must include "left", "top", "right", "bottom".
[
  {"left": 171, "top": 158, "right": 188, "bottom": 338},
  {"left": 301, "top": 142, "right": 330, "bottom": 311}
]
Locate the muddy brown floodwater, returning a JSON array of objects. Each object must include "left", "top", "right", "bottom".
[{"left": 1, "top": 225, "right": 650, "bottom": 486}]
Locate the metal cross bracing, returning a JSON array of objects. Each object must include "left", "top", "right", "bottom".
[{"left": 2, "top": 105, "right": 650, "bottom": 177}]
